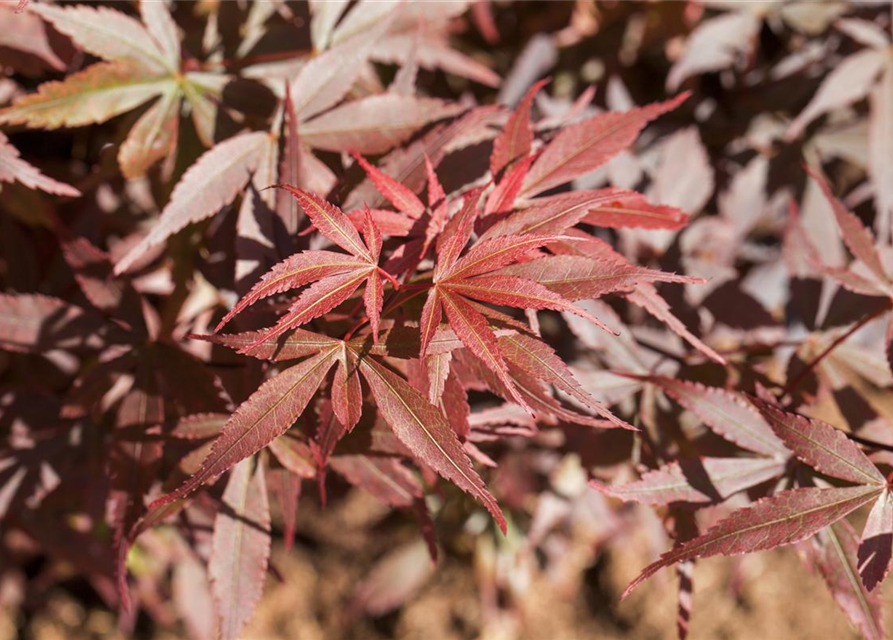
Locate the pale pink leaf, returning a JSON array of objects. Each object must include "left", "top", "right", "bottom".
[
  {"left": 115, "top": 132, "right": 272, "bottom": 274},
  {"left": 0, "top": 131, "right": 79, "bottom": 196},
  {"left": 666, "top": 12, "right": 761, "bottom": 91},
  {"left": 290, "top": 16, "right": 392, "bottom": 120},
  {"left": 592, "top": 457, "right": 786, "bottom": 506},
  {"left": 786, "top": 49, "right": 887, "bottom": 140},
  {"left": 349, "top": 540, "right": 436, "bottom": 618},
  {"left": 209, "top": 458, "right": 271, "bottom": 640},
  {"left": 29, "top": 2, "right": 169, "bottom": 72},
  {"left": 301, "top": 95, "right": 464, "bottom": 154},
  {"left": 868, "top": 62, "right": 893, "bottom": 243},
  {"left": 139, "top": 0, "right": 180, "bottom": 70},
  {"left": 117, "top": 84, "right": 179, "bottom": 179}
]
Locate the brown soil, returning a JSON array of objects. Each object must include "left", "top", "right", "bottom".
[{"left": 5, "top": 489, "right": 889, "bottom": 640}]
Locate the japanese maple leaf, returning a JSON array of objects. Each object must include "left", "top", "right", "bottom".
[
  {"left": 215, "top": 188, "right": 396, "bottom": 346},
  {"left": 413, "top": 186, "right": 614, "bottom": 412},
  {"left": 112, "top": 19, "right": 463, "bottom": 276},
  {"left": 621, "top": 397, "right": 890, "bottom": 599},
  {"left": 0, "top": 2, "right": 227, "bottom": 178}
]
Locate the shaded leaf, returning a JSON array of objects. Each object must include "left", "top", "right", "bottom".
[
  {"left": 645, "top": 378, "right": 788, "bottom": 458},
  {"left": 858, "top": 489, "right": 893, "bottom": 592},
  {"left": 592, "top": 457, "right": 786, "bottom": 506},
  {"left": 115, "top": 131, "right": 272, "bottom": 274},
  {"left": 209, "top": 458, "right": 271, "bottom": 640},
  {"left": 0, "top": 131, "right": 80, "bottom": 196}
]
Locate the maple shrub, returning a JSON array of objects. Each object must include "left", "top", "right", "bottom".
[{"left": 4, "top": 2, "right": 893, "bottom": 640}]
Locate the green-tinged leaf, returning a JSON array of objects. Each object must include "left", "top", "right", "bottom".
[
  {"left": 30, "top": 2, "right": 171, "bottom": 73},
  {"left": 0, "top": 62, "right": 169, "bottom": 129},
  {"left": 118, "top": 83, "right": 179, "bottom": 179}
]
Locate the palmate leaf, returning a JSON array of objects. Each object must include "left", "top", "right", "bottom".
[
  {"left": 225, "top": 190, "right": 393, "bottom": 351},
  {"left": 623, "top": 485, "right": 885, "bottom": 598},
  {"left": 209, "top": 458, "right": 271, "bottom": 640},
  {"left": 3, "top": 2, "right": 224, "bottom": 178}
]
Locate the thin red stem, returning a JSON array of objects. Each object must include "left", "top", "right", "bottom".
[{"left": 782, "top": 301, "right": 891, "bottom": 397}]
